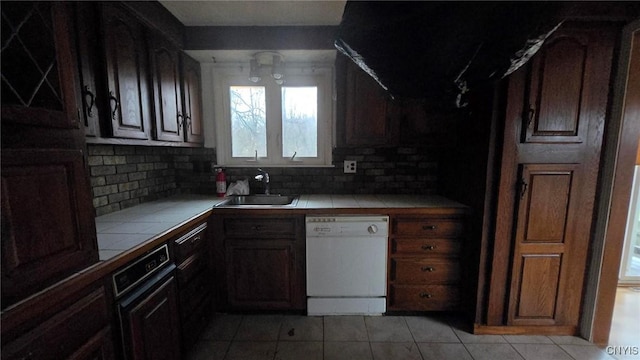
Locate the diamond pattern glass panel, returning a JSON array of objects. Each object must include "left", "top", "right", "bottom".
[{"left": 1, "top": 2, "right": 62, "bottom": 110}]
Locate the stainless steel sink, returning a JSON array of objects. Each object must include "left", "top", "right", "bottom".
[{"left": 214, "top": 194, "right": 299, "bottom": 207}]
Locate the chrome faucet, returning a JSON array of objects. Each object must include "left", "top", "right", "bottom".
[{"left": 254, "top": 168, "right": 270, "bottom": 195}]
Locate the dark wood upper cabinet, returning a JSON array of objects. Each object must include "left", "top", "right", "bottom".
[
  {"left": 523, "top": 31, "right": 591, "bottom": 144},
  {"left": 181, "top": 53, "right": 204, "bottom": 144},
  {"left": 1, "top": 2, "right": 79, "bottom": 130},
  {"left": 100, "top": 3, "right": 151, "bottom": 140},
  {"left": 339, "top": 55, "right": 457, "bottom": 147},
  {"left": 343, "top": 59, "right": 393, "bottom": 146},
  {"left": 74, "top": 3, "right": 204, "bottom": 147},
  {"left": 73, "top": 2, "right": 103, "bottom": 138},
  {"left": 150, "top": 32, "right": 184, "bottom": 142}
]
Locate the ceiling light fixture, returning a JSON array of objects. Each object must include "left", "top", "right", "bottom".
[
  {"left": 249, "top": 51, "right": 286, "bottom": 85},
  {"left": 249, "top": 59, "right": 261, "bottom": 83}
]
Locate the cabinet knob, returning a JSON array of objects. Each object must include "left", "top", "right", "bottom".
[
  {"left": 422, "top": 225, "right": 437, "bottom": 230},
  {"left": 420, "top": 266, "right": 435, "bottom": 272},
  {"left": 421, "top": 245, "right": 435, "bottom": 250},
  {"left": 419, "top": 292, "right": 432, "bottom": 299}
]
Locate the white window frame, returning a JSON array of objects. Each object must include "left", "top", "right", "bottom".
[{"left": 212, "top": 63, "right": 333, "bottom": 167}]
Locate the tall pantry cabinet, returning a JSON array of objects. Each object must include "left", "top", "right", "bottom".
[
  {"left": 1, "top": 1, "right": 99, "bottom": 310},
  {"left": 476, "top": 23, "right": 619, "bottom": 333},
  {"left": 1, "top": 3, "right": 115, "bottom": 359}
]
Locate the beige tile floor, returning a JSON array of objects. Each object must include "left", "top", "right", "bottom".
[{"left": 186, "top": 302, "right": 640, "bottom": 360}]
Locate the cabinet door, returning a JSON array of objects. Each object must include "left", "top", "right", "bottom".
[
  {"left": 181, "top": 53, "right": 204, "bottom": 144},
  {"left": 126, "top": 276, "right": 181, "bottom": 360},
  {"left": 1, "top": 2, "right": 79, "bottom": 129},
  {"left": 1, "top": 149, "right": 98, "bottom": 308},
  {"left": 523, "top": 32, "right": 590, "bottom": 144},
  {"left": 150, "top": 33, "right": 183, "bottom": 142},
  {"left": 226, "top": 243, "right": 297, "bottom": 309},
  {"left": 344, "top": 60, "right": 393, "bottom": 145},
  {"left": 101, "top": 3, "right": 150, "bottom": 140},
  {"left": 73, "top": 2, "right": 102, "bottom": 137},
  {"left": 1, "top": 286, "right": 114, "bottom": 360}
]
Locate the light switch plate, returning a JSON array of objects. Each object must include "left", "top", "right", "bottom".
[{"left": 344, "top": 160, "right": 357, "bottom": 173}]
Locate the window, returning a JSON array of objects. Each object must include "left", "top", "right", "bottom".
[{"left": 213, "top": 64, "right": 333, "bottom": 166}]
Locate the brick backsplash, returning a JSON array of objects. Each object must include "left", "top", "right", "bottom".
[
  {"left": 88, "top": 144, "right": 440, "bottom": 216},
  {"left": 87, "top": 144, "right": 214, "bottom": 216}
]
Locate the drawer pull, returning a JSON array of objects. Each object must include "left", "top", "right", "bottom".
[
  {"left": 420, "top": 266, "right": 435, "bottom": 272},
  {"left": 422, "top": 225, "right": 437, "bottom": 230},
  {"left": 251, "top": 225, "right": 263, "bottom": 231},
  {"left": 419, "top": 292, "right": 432, "bottom": 298},
  {"left": 421, "top": 245, "right": 436, "bottom": 250},
  {"left": 190, "top": 235, "right": 201, "bottom": 245}
]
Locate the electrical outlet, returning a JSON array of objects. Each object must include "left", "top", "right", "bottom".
[{"left": 344, "top": 160, "right": 357, "bottom": 173}]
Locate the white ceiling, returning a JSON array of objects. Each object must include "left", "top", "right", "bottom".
[
  {"left": 159, "top": 0, "right": 346, "bottom": 27},
  {"left": 160, "top": 1, "right": 345, "bottom": 63},
  {"left": 185, "top": 49, "right": 337, "bottom": 64}
]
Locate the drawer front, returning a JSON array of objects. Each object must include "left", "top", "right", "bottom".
[
  {"left": 177, "top": 252, "right": 207, "bottom": 284},
  {"left": 391, "top": 238, "right": 462, "bottom": 256},
  {"left": 390, "top": 258, "right": 460, "bottom": 284},
  {"left": 2, "top": 286, "right": 112, "bottom": 359},
  {"left": 393, "top": 217, "right": 464, "bottom": 238},
  {"left": 175, "top": 223, "right": 207, "bottom": 263},
  {"left": 389, "top": 285, "right": 460, "bottom": 311},
  {"left": 224, "top": 217, "right": 298, "bottom": 238}
]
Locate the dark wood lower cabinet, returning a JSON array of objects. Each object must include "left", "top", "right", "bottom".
[
  {"left": 212, "top": 214, "right": 305, "bottom": 311},
  {"left": 174, "top": 222, "right": 211, "bottom": 352},
  {"left": 387, "top": 214, "right": 468, "bottom": 312},
  {"left": 227, "top": 244, "right": 296, "bottom": 308},
  {"left": 1, "top": 282, "right": 115, "bottom": 360}
]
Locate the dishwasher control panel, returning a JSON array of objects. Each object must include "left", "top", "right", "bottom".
[{"left": 306, "top": 216, "right": 389, "bottom": 237}]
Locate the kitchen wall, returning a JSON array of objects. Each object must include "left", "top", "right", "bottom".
[{"left": 87, "top": 144, "right": 441, "bottom": 216}]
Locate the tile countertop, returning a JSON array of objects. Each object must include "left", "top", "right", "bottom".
[
  {"left": 96, "top": 194, "right": 468, "bottom": 261},
  {"left": 96, "top": 194, "right": 224, "bottom": 261}
]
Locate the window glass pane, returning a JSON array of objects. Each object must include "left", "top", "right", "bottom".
[
  {"left": 230, "top": 86, "right": 266, "bottom": 157},
  {"left": 282, "top": 87, "right": 318, "bottom": 157}
]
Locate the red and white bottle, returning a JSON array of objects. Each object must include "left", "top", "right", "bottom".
[{"left": 216, "top": 168, "right": 227, "bottom": 197}]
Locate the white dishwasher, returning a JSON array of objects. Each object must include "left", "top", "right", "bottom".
[{"left": 306, "top": 215, "right": 388, "bottom": 315}]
